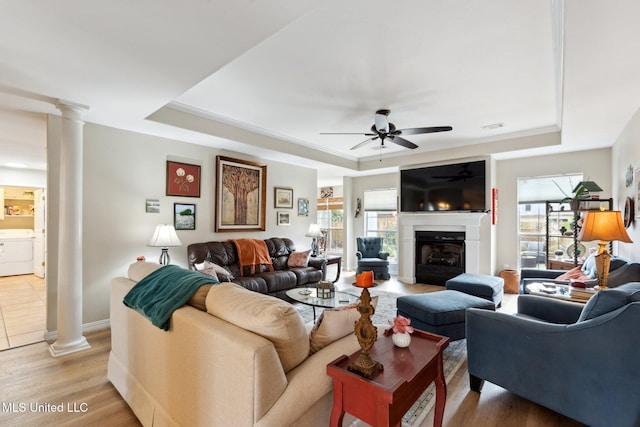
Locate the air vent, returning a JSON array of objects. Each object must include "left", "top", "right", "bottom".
[{"left": 481, "top": 123, "right": 504, "bottom": 130}]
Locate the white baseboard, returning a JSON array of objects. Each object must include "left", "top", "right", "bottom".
[{"left": 44, "top": 319, "right": 111, "bottom": 341}]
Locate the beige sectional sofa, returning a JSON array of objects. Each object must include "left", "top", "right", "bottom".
[{"left": 108, "top": 262, "right": 362, "bottom": 427}]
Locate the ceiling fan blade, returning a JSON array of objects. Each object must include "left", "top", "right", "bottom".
[
  {"left": 320, "top": 132, "right": 376, "bottom": 135},
  {"left": 398, "top": 126, "right": 453, "bottom": 135},
  {"left": 389, "top": 135, "right": 418, "bottom": 149},
  {"left": 350, "top": 136, "right": 378, "bottom": 150}
]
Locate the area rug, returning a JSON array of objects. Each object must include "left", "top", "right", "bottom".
[
  {"left": 294, "top": 289, "right": 467, "bottom": 427},
  {"left": 295, "top": 287, "right": 399, "bottom": 326}
]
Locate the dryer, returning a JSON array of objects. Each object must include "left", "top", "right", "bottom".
[{"left": 0, "top": 229, "right": 35, "bottom": 277}]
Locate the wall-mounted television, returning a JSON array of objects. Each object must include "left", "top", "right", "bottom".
[{"left": 400, "top": 160, "right": 487, "bottom": 212}]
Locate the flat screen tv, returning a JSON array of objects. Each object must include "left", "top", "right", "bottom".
[{"left": 400, "top": 160, "right": 487, "bottom": 212}]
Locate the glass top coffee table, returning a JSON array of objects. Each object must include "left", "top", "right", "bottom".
[
  {"left": 286, "top": 287, "right": 359, "bottom": 321},
  {"left": 526, "top": 282, "right": 596, "bottom": 303}
]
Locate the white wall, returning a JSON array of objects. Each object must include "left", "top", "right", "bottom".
[
  {"left": 348, "top": 173, "right": 398, "bottom": 270},
  {"left": 612, "top": 107, "right": 640, "bottom": 262},
  {"left": 495, "top": 148, "right": 612, "bottom": 272},
  {"left": 0, "top": 166, "right": 46, "bottom": 188},
  {"left": 46, "top": 120, "right": 318, "bottom": 330}
]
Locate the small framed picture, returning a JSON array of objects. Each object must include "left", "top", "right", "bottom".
[
  {"left": 174, "top": 203, "right": 196, "bottom": 230},
  {"left": 298, "top": 198, "right": 309, "bottom": 216},
  {"left": 277, "top": 211, "right": 291, "bottom": 226},
  {"left": 274, "top": 187, "right": 293, "bottom": 208},
  {"left": 146, "top": 199, "right": 160, "bottom": 213},
  {"left": 166, "top": 161, "right": 201, "bottom": 197}
]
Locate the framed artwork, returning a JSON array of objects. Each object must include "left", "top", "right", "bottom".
[
  {"left": 277, "top": 211, "right": 291, "bottom": 226},
  {"left": 174, "top": 203, "right": 196, "bottom": 230},
  {"left": 298, "top": 198, "right": 309, "bottom": 216},
  {"left": 166, "top": 161, "right": 201, "bottom": 197},
  {"left": 623, "top": 196, "right": 634, "bottom": 228},
  {"left": 215, "top": 156, "right": 267, "bottom": 232},
  {"left": 274, "top": 187, "right": 293, "bottom": 208},
  {"left": 320, "top": 186, "right": 334, "bottom": 198},
  {"left": 635, "top": 167, "right": 640, "bottom": 218},
  {"left": 145, "top": 199, "right": 160, "bottom": 213}
]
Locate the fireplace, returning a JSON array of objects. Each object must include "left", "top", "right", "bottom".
[{"left": 415, "top": 231, "right": 465, "bottom": 285}]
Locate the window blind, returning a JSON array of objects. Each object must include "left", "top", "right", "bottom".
[
  {"left": 317, "top": 197, "right": 343, "bottom": 211},
  {"left": 364, "top": 189, "right": 397, "bottom": 211}
]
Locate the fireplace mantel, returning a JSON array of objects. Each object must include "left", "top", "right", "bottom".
[{"left": 397, "top": 211, "right": 490, "bottom": 284}]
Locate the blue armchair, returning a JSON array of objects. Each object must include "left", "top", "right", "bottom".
[
  {"left": 356, "top": 237, "right": 390, "bottom": 280},
  {"left": 466, "top": 282, "right": 640, "bottom": 427}
]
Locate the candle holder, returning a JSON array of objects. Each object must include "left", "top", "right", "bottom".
[
  {"left": 316, "top": 281, "right": 335, "bottom": 299},
  {"left": 347, "top": 286, "right": 383, "bottom": 378}
]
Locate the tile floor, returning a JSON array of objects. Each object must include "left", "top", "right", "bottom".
[{"left": 0, "top": 274, "right": 46, "bottom": 350}]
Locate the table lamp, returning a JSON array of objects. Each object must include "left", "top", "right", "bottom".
[
  {"left": 577, "top": 209, "right": 633, "bottom": 289},
  {"left": 148, "top": 224, "right": 182, "bottom": 265},
  {"left": 305, "top": 223, "right": 323, "bottom": 257}
]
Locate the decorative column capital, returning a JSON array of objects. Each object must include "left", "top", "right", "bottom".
[{"left": 55, "top": 100, "right": 90, "bottom": 121}]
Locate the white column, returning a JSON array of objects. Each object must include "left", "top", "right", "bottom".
[{"left": 49, "top": 101, "right": 91, "bottom": 357}]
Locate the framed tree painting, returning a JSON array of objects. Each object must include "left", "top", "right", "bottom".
[
  {"left": 166, "top": 161, "right": 201, "bottom": 197},
  {"left": 215, "top": 156, "right": 267, "bottom": 231}
]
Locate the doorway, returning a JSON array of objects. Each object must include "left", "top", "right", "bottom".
[{"left": 0, "top": 185, "right": 46, "bottom": 350}]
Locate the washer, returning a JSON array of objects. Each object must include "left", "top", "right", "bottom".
[{"left": 0, "top": 229, "right": 35, "bottom": 277}]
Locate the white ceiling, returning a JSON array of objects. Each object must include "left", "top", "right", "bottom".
[{"left": 1, "top": 0, "right": 639, "bottom": 185}]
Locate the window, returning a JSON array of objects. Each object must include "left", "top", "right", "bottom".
[
  {"left": 317, "top": 197, "right": 343, "bottom": 253},
  {"left": 517, "top": 174, "right": 582, "bottom": 269},
  {"left": 364, "top": 189, "right": 398, "bottom": 269}
]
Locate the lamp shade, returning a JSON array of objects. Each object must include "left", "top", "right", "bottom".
[
  {"left": 305, "top": 223, "right": 323, "bottom": 238},
  {"left": 147, "top": 224, "right": 182, "bottom": 248},
  {"left": 577, "top": 210, "right": 633, "bottom": 243}
]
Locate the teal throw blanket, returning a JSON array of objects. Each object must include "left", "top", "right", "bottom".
[{"left": 123, "top": 264, "right": 219, "bottom": 330}]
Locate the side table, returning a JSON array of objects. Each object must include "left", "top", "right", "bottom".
[
  {"left": 323, "top": 255, "right": 342, "bottom": 283},
  {"left": 327, "top": 329, "right": 449, "bottom": 427}
]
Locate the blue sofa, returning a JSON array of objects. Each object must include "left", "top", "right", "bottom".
[
  {"left": 466, "top": 282, "right": 640, "bottom": 427},
  {"left": 520, "top": 257, "right": 640, "bottom": 294}
]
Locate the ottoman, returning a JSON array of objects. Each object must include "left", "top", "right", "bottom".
[
  {"left": 445, "top": 273, "right": 504, "bottom": 307},
  {"left": 396, "top": 290, "right": 495, "bottom": 341}
]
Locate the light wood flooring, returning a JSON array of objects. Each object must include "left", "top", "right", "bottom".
[
  {"left": 0, "top": 267, "right": 585, "bottom": 426},
  {"left": 0, "top": 274, "right": 46, "bottom": 350}
]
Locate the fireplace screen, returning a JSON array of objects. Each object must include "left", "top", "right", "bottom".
[{"left": 415, "top": 231, "right": 465, "bottom": 285}]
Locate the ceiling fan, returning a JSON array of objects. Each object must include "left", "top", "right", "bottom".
[
  {"left": 321, "top": 109, "right": 452, "bottom": 150},
  {"left": 433, "top": 163, "right": 475, "bottom": 181}
]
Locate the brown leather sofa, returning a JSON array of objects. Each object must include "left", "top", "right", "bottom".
[{"left": 187, "top": 237, "right": 327, "bottom": 299}]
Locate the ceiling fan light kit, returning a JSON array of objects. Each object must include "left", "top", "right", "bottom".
[{"left": 321, "top": 109, "right": 452, "bottom": 151}]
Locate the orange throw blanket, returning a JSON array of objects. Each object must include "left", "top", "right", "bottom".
[{"left": 231, "top": 239, "right": 274, "bottom": 276}]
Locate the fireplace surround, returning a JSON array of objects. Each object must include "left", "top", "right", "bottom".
[{"left": 398, "top": 211, "right": 490, "bottom": 284}]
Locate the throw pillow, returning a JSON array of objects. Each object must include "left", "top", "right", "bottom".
[
  {"left": 287, "top": 250, "right": 311, "bottom": 268},
  {"left": 195, "top": 261, "right": 234, "bottom": 281},
  {"left": 577, "top": 282, "right": 640, "bottom": 321},
  {"left": 555, "top": 266, "right": 591, "bottom": 281},
  {"left": 580, "top": 252, "right": 597, "bottom": 278},
  {"left": 309, "top": 296, "right": 378, "bottom": 354}
]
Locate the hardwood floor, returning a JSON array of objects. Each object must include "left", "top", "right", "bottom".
[
  {"left": 0, "top": 328, "right": 140, "bottom": 426},
  {"left": 0, "top": 268, "right": 585, "bottom": 427}
]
